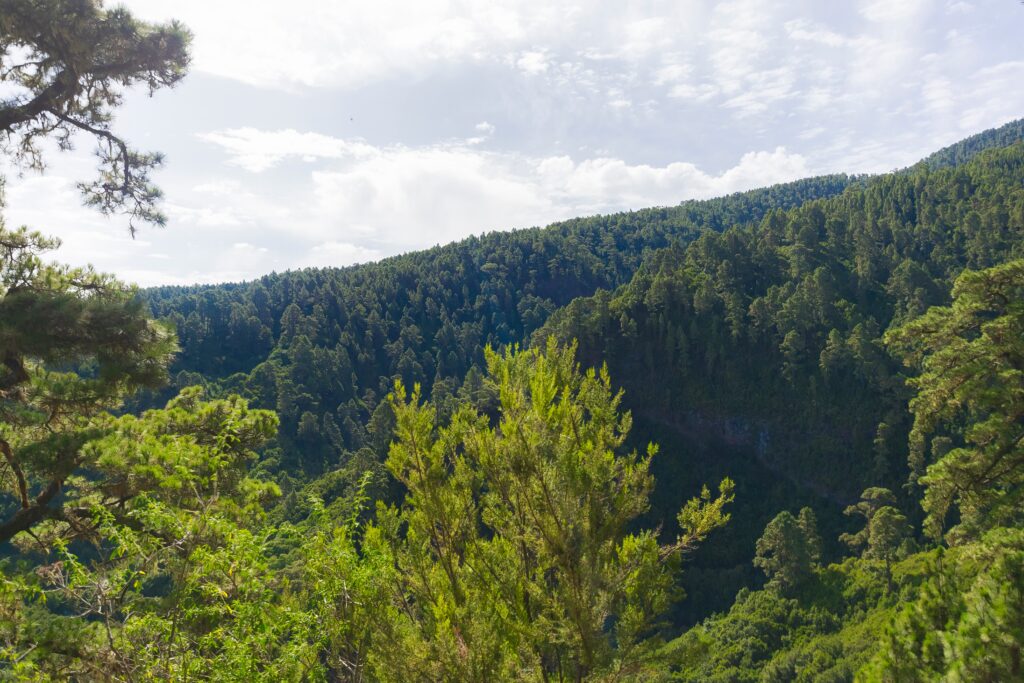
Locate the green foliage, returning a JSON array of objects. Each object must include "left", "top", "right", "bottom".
[
  {"left": 863, "top": 508, "right": 910, "bottom": 565},
  {"left": 1, "top": 340, "right": 735, "bottom": 681},
  {"left": 840, "top": 488, "right": 911, "bottom": 590},
  {"left": 754, "top": 508, "right": 821, "bottom": 595},
  {"left": 137, "top": 124, "right": 1024, "bottom": 615},
  {"left": 0, "top": 223, "right": 178, "bottom": 544},
  {"left": 0, "top": 387, "right": 280, "bottom": 678},
  {"left": 919, "top": 118, "right": 1024, "bottom": 170},
  {"left": 0, "top": 0, "right": 192, "bottom": 229},
  {"left": 862, "top": 529, "right": 1024, "bottom": 682},
  {"left": 4, "top": 113, "right": 1024, "bottom": 679},
  {"left": 542, "top": 142, "right": 1024, "bottom": 508},
  {"left": 140, "top": 173, "right": 857, "bottom": 485},
  {"left": 886, "top": 259, "right": 1024, "bottom": 542},
  {"left": 369, "top": 340, "right": 733, "bottom": 681},
  {"left": 839, "top": 488, "right": 898, "bottom": 553},
  {"left": 683, "top": 256, "right": 1024, "bottom": 683},
  {"left": 856, "top": 258, "right": 1024, "bottom": 680},
  {"left": 663, "top": 551, "right": 932, "bottom": 682}
]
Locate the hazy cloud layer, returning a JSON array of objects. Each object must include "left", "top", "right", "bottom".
[
  {"left": 200, "top": 126, "right": 811, "bottom": 246},
  {"left": 2, "top": 0, "right": 1022, "bottom": 285}
]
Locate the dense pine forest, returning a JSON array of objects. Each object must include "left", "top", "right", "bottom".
[{"left": 3, "top": 2, "right": 1024, "bottom": 681}]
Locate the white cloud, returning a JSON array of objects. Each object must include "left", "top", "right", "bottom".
[
  {"left": 196, "top": 127, "right": 812, "bottom": 252},
  {"left": 115, "top": 0, "right": 1021, "bottom": 138},
  {"left": 955, "top": 61, "right": 1024, "bottom": 133},
  {"left": 308, "top": 145, "right": 553, "bottom": 248},
  {"left": 467, "top": 121, "right": 496, "bottom": 145},
  {"left": 196, "top": 128, "right": 376, "bottom": 172},
  {"left": 4, "top": 0, "right": 1023, "bottom": 288},
  {"left": 304, "top": 241, "right": 383, "bottom": 268},
  {"left": 115, "top": 0, "right": 697, "bottom": 94},
  {"left": 165, "top": 203, "right": 243, "bottom": 227},
  {"left": 617, "top": 17, "right": 674, "bottom": 60},
  {"left": 784, "top": 19, "right": 855, "bottom": 47},
  {"left": 798, "top": 126, "right": 827, "bottom": 140},
  {"left": 543, "top": 148, "right": 809, "bottom": 209},
  {"left": 0, "top": 171, "right": 180, "bottom": 285},
  {"left": 860, "top": 0, "right": 929, "bottom": 23},
  {"left": 653, "top": 61, "right": 692, "bottom": 86},
  {"left": 667, "top": 82, "right": 719, "bottom": 102},
  {"left": 515, "top": 50, "right": 551, "bottom": 75},
  {"left": 122, "top": 0, "right": 580, "bottom": 89},
  {"left": 721, "top": 67, "right": 797, "bottom": 116}
]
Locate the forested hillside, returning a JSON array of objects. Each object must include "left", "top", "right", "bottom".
[
  {"left": 131, "top": 119, "right": 1024, "bottom": 615},
  {"left": 919, "top": 118, "right": 1024, "bottom": 169},
  {"left": 3, "top": 10, "right": 1024, "bottom": 668},
  {"left": 141, "top": 173, "right": 854, "bottom": 488},
  {"left": 544, "top": 140, "right": 1024, "bottom": 499},
  {"left": 142, "top": 120, "right": 1024, "bottom": 491},
  {"left": 141, "top": 121, "right": 1024, "bottom": 495},
  {"left": 532, "top": 136, "right": 1024, "bottom": 620},
  {"left": 136, "top": 121, "right": 1024, "bottom": 606},
  {"left": 661, "top": 256, "right": 1024, "bottom": 681},
  {"left": 4, "top": 2, "right": 1024, "bottom": 679}
]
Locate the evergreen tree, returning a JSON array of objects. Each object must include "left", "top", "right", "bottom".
[
  {"left": 0, "top": 224, "right": 178, "bottom": 543},
  {"left": 864, "top": 530, "right": 1024, "bottom": 682},
  {"left": 0, "top": 0, "right": 191, "bottom": 228},
  {"left": 886, "top": 259, "right": 1024, "bottom": 541},
  {"left": 866, "top": 507, "right": 911, "bottom": 592},
  {"left": 753, "top": 508, "right": 819, "bottom": 595},
  {"left": 0, "top": 388, "right": 281, "bottom": 677},
  {"left": 796, "top": 506, "right": 822, "bottom": 566},
  {"left": 839, "top": 487, "right": 899, "bottom": 554},
  {"left": 373, "top": 340, "right": 734, "bottom": 681}
]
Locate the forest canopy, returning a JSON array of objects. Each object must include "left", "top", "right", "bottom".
[{"left": 2, "top": 4, "right": 1024, "bottom": 677}]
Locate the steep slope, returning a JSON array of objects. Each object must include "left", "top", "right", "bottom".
[
  {"left": 140, "top": 120, "right": 1024, "bottom": 485},
  {"left": 136, "top": 119, "right": 1024, "bottom": 624},
  {"left": 538, "top": 141, "right": 1024, "bottom": 619},
  {"left": 544, "top": 141, "right": 1024, "bottom": 495}
]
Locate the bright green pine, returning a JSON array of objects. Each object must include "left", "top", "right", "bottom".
[{"left": 367, "top": 339, "right": 733, "bottom": 682}]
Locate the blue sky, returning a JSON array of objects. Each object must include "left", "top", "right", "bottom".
[{"left": 3, "top": 0, "right": 1024, "bottom": 285}]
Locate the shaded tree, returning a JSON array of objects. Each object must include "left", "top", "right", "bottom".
[
  {"left": 754, "top": 508, "right": 820, "bottom": 595},
  {"left": 839, "top": 487, "right": 898, "bottom": 553}
]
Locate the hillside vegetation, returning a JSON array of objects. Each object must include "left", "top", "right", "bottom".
[{"left": 3, "top": 117, "right": 1024, "bottom": 680}]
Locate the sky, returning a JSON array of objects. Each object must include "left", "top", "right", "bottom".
[{"left": 2, "top": 0, "right": 1023, "bottom": 286}]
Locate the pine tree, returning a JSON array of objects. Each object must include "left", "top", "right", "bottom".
[
  {"left": 374, "top": 340, "right": 734, "bottom": 681},
  {"left": 885, "top": 259, "right": 1024, "bottom": 541},
  {"left": 0, "top": 224, "right": 178, "bottom": 544},
  {"left": 754, "top": 509, "right": 819, "bottom": 595},
  {"left": 840, "top": 487, "right": 898, "bottom": 553},
  {"left": 0, "top": 0, "right": 191, "bottom": 229}
]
